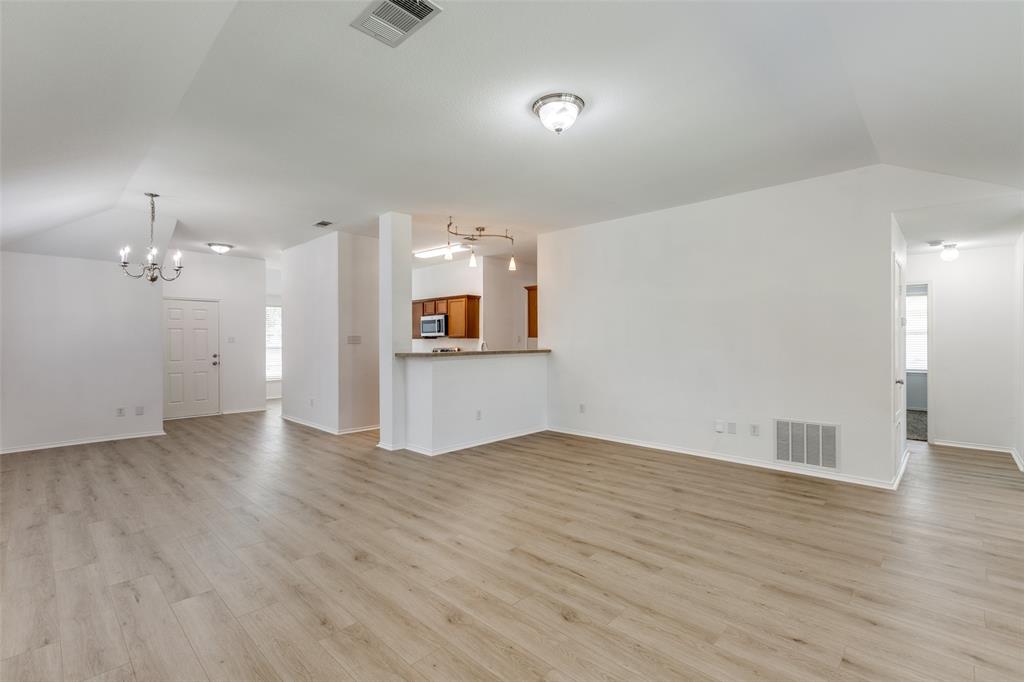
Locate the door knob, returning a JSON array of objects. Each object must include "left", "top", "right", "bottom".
[
  {"left": 212, "top": 353, "right": 219, "bottom": 358},
  {"left": 212, "top": 361, "right": 219, "bottom": 366},
  {"left": 895, "top": 379, "right": 904, "bottom": 385}
]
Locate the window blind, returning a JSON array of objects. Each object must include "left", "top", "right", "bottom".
[
  {"left": 266, "top": 306, "right": 282, "bottom": 381},
  {"left": 906, "top": 294, "right": 927, "bottom": 371}
]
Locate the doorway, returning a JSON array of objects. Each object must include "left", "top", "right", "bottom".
[
  {"left": 163, "top": 298, "right": 221, "bottom": 419},
  {"left": 905, "top": 283, "right": 929, "bottom": 441}
]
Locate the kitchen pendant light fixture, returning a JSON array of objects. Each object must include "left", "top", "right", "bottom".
[
  {"left": 119, "top": 193, "right": 183, "bottom": 283},
  {"left": 532, "top": 93, "right": 585, "bottom": 134},
  {"left": 445, "top": 217, "right": 517, "bottom": 271}
]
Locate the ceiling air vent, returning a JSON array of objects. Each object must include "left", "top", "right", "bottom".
[
  {"left": 350, "top": 0, "right": 442, "bottom": 47},
  {"left": 313, "top": 220, "right": 333, "bottom": 228}
]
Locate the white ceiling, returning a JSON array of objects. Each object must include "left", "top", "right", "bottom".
[
  {"left": 3, "top": 1, "right": 1022, "bottom": 263},
  {"left": 897, "top": 193, "right": 1024, "bottom": 254}
]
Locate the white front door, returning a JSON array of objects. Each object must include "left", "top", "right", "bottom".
[
  {"left": 164, "top": 299, "right": 220, "bottom": 419},
  {"left": 893, "top": 257, "right": 907, "bottom": 465}
]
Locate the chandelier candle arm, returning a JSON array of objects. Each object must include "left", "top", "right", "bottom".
[{"left": 118, "top": 193, "right": 184, "bottom": 283}]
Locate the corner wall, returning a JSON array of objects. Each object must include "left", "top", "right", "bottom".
[
  {"left": 907, "top": 245, "right": 1020, "bottom": 454},
  {"left": 1, "top": 251, "right": 163, "bottom": 452},
  {"left": 538, "top": 164, "right": 1012, "bottom": 487},
  {"left": 1015, "top": 233, "right": 1024, "bottom": 469}
]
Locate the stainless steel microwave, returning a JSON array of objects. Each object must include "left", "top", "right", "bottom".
[{"left": 420, "top": 314, "right": 446, "bottom": 337}]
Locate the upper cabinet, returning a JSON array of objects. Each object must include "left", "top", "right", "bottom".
[
  {"left": 525, "top": 285, "right": 538, "bottom": 338},
  {"left": 412, "top": 294, "right": 480, "bottom": 339}
]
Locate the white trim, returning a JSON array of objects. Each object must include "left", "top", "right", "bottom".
[
  {"left": 1, "top": 430, "right": 166, "bottom": 455},
  {"left": 547, "top": 427, "right": 899, "bottom": 490},
  {"left": 282, "top": 414, "right": 377, "bottom": 436},
  {"left": 931, "top": 439, "right": 1023, "bottom": 471},
  {"left": 163, "top": 412, "right": 220, "bottom": 421},
  {"left": 376, "top": 442, "right": 402, "bottom": 451},
  {"left": 893, "top": 446, "right": 912, "bottom": 489},
  {"left": 403, "top": 426, "right": 547, "bottom": 457}
]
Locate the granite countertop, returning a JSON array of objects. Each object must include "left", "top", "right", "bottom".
[{"left": 395, "top": 349, "right": 552, "bottom": 358}]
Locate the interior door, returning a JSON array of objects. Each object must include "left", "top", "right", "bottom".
[
  {"left": 164, "top": 299, "right": 220, "bottom": 419},
  {"left": 893, "top": 257, "right": 907, "bottom": 464}
]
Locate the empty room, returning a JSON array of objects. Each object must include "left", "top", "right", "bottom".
[{"left": 2, "top": 2, "right": 1023, "bottom": 681}]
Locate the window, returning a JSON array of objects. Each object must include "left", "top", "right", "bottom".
[
  {"left": 906, "top": 288, "right": 928, "bottom": 371},
  {"left": 266, "top": 306, "right": 282, "bottom": 381}
]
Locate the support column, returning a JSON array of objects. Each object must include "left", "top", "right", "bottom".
[{"left": 377, "top": 212, "right": 412, "bottom": 450}]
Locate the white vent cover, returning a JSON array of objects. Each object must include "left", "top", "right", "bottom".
[
  {"left": 775, "top": 419, "right": 838, "bottom": 469},
  {"left": 350, "top": 0, "right": 442, "bottom": 47}
]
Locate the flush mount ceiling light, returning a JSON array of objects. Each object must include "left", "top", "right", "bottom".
[
  {"left": 446, "top": 217, "right": 517, "bottom": 271},
  {"left": 532, "top": 93, "right": 585, "bottom": 134},
  {"left": 414, "top": 243, "right": 467, "bottom": 259},
  {"left": 118, "top": 193, "right": 183, "bottom": 283},
  {"left": 207, "top": 243, "right": 234, "bottom": 255},
  {"left": 929, "top": 240, "right": 960, "bottom": 262}
]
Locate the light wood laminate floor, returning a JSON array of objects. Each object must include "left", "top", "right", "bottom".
[{"left": 3, "top": 403, "right": 1022, "bottom": 681}]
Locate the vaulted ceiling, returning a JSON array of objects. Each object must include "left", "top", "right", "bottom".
[{"left": 3, "top": 1, "right": 1022, "bottom": 262}]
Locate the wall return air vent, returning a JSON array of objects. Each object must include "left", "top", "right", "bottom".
[
  {"left": 350, "top": 0, "right": 442, "bottom": 47},
  {"left": 775, "top": 419, "right": 839, "bottom": 469}
]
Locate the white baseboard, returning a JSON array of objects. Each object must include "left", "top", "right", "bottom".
[
  {"left": 547, "top": 427, "right": 898, "bottom": 490},
  {"left": 403, "top": 427, "right": 552, "bottom": 457},
  {"left": 1012, "top": 448, "right": 1024, "bottom": 473},
  {"left": 1, "top": 430, "right": 166, "bottom": 455},
  {"left": 221, "top": 407, "right": 267, "bottom": 415},
  {"left": 282, "top": 414, "right": 377, "bottom": 436}
]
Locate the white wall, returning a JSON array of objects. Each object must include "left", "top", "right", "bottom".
[
  {"left": 283, "top": 231, "right": 379, "bottom": 434},
  {"left": 1, "top": 251, "right": 163, "bottom": 452},
  {"left": 539, "top": 164, "right": 1011, "bottom": 487},
  {"left": 907, "top": 245, "right": 1019, "bottom": 452},
  {"left": 282, "top": 232, "right": 340, "bottom": 431},
  {"left": 339, "top": 232, "right": 379, "bottom": 431},
  {"left": 1016, "top": 233, "right": 1024, "bottom": 467},
  {"left": 482, "top": 256, "right": 536, "bottom": 350},
  {"left": 163, "top": 250, "right": 266, "bottom": 414}
]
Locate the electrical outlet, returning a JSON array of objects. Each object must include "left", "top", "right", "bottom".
[
  {"left": 116, "top": 407, "right": 126, "bottom": 417},
  {"left": 714, "top": 419, "right": 726, "bottom": 433},
  {"left": 579, "top": 403, "right": 586, "bottom": 414},
  {"left": 475, "top": 409, "right": 482, "bottom": 421},
  {"left": 750, "top": 424, "right": 761, "bottom": 437},
  {"left": 727, "top": 422, "right": 737, "bottom": 435},
  {"left": 135, "top": 406, "right": 145, "bottom": 416}
]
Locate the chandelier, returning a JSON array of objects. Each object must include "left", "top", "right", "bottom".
[
  {"left": 119, "top": 193, "right": 183, "bottom": 283},
  {"left": 445, "top": 217, "right": 517, "bottom": 271}
]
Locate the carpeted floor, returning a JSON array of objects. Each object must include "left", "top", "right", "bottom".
[{"left": 908, "top": 409, "right": 928, "bottom": 441}]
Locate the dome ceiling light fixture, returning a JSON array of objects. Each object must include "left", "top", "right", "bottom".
[
  {"left": 446, "top": 217, "right": 517, "bottom": 271},
  {"left": 928, "top": 240, "right": 960, "bottom": 262},
  {"left": 207, "top": 243, "right": 234, "bottom": 255},
  {"left": 532, "top": 92, "right": 585, "bottom": 135}
]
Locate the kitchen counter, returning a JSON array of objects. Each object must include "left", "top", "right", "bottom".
[
  {"left": 397, "top": 349, "right": 549, "bottom": 455},
  {"left": 395, "top": 349, "right": 551, "bottom": 358}
]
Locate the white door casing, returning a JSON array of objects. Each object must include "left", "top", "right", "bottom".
[
  {"left": 893, "top": 256, "right": 907, "bottom": 466},
  {"left": 164, "top": 299, "right": 220, "bottom": 419}
]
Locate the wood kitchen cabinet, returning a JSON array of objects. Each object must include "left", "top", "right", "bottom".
[
  {"left": 525, "top": 285, "right": 538, "bottom": 338},
  {"left": 411, "top": 294, "right": 480, "bottom": 339}
]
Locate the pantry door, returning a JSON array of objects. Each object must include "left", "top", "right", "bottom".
[{"left": 164, "top": 299, "right": 220, "bottom": 419}]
